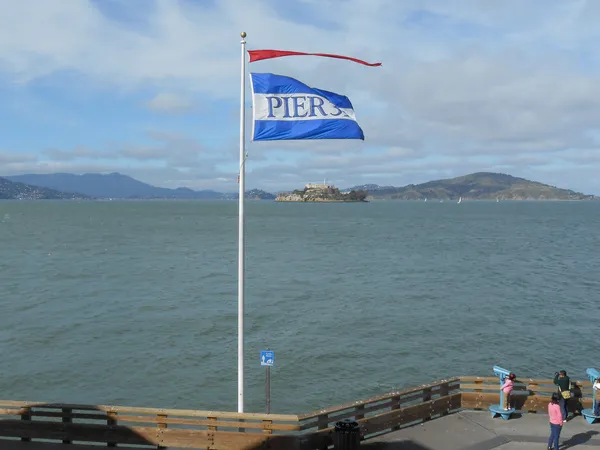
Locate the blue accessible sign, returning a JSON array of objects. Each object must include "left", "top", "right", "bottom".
[{"left": 260, "top": 350, "right": 274, "bottom": 367}]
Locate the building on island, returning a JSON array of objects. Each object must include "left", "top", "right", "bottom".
[{"left": 305, "top": 183, "right": 332, "bottom": 190}]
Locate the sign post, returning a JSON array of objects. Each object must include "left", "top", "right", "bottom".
[
  {"left": 260, "top": 350, "right": 274, "bottom": 414},
  {"left": 266, "top": 366, "right": 271, "bottom": 414}
]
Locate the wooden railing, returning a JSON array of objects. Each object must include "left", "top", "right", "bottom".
[
  {"left": 0, "top": 375, "right": 594, "bottom": 449},
  {"left": 460, "top": 376, "right": 594, "bottom": 413},
  {"left": 297, "top": 377, "right": 462, "bottom": 448},
  {"left": 0, "top": 400, "right": 301, "bottom": 449}
]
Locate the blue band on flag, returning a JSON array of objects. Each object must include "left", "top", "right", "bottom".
[
  {"left": 251, "top": 73, "right": 354, "bottom": 109},
  {"left": 250, "top": 73, "right": 365, "bottom": 141},
  {"left": 253, "top": 119, "right": 364, "bottom": 141}
]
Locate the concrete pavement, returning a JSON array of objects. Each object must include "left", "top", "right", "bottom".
[{"left": 362, "top": 410, "right": 600, "bottom": 450}]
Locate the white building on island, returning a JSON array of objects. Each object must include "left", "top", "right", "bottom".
[{"left": 305, "top": 182, "right": 334, "bottom": 190}]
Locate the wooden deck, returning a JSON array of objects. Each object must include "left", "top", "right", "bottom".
[{"left": 0, "top": 375, "right": 595, "bottom": 449}]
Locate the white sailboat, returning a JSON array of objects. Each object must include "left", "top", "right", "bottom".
[{"left": 457, "top": 197, "right": 462, "bottom": 204}]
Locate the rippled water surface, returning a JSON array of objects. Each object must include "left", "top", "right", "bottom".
[{"left": 1, "top": 200, "right": 599, "bottom": 413}]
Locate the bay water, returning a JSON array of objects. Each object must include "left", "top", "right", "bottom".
[{"left": 1, "top": 200, "right": 599, "bottom": 414}]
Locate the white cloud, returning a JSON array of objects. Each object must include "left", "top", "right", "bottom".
[
  {"left": 144, "top": 92, "right": 194, "bottom": 113},
  {"left": 1, "top": 0, "right": 600, "bottom": 193},
  {"left": 0, "top": 152, "right": 37, "bottom": 164},
  {"left": 43, "top": 146, "right": 99, "bottom": 161}
]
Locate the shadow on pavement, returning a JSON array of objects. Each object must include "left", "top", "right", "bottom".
[
  {"left": 360, "top": 440, "right": 435, "bottom": 450},
  {"left": 561, "top": 430, "right": 599, "bottom": 449}
]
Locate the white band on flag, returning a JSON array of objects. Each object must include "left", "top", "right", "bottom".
[{"left": 253, "top": 93, "right": 357, "bottom": 122}]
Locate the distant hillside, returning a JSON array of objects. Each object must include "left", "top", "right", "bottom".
[
  {"left": 5, "top": 171, "right": 593, "bottom": 201},
  {"left": 347, "top": 172, "right": 596, "bottom": 200},
  {"left": 222, "top": 189, "right": 276, "bottom": 200},
  {"left": 4, "top": 172, "right": 278, "bottom": 200},
  {"left": 341, "top": 183, "right": 394, "bottom": 193},
  {"left": 0, "top": 177, "right": 88, "bottom": 200},
  {"left": 6, "top": 173, "right": 231, "bottom": 199}
]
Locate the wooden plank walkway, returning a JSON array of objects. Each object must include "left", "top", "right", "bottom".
[{"left": 363, "top": 410, "right": 600, "bottom": 449}]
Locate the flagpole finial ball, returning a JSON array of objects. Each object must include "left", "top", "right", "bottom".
[{"left": 240, "top": 32, "right": 247, "bottom": 38}]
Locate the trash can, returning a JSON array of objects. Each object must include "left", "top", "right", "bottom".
[{"left": 332, "top": 419, "right": 360, "bottom": 449}]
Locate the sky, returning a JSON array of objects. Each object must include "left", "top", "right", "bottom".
[{"left": 1, "top": 0, "right": 600, "bottom": 194}]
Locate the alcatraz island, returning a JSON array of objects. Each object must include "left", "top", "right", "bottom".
[{"left": 275, "top": 183, "right": 368, "bottom": 202}]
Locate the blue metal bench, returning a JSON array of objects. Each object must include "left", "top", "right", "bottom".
[
  {"left": 488, "top": 365, "right": 516, "bottom": 420},
  {"left": 581, "top": 368, "right": 600, "bottom": 424}
]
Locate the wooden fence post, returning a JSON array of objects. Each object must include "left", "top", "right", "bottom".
[
  {"left": 206, "top": 415, "right": 217, "bottom": 449},
  {"left": 474, "top": 379, "right": 483, "bottom": 409},
  {"left": 439, "top": 382, "right": 450, "bottom": 416},
  {"left": 262, "top": 419, "right": 273, "bottom": 435},
  {"left": 207, "top": 416, "right": 218, "bottom": 432},
  {"left": 157, "top": 413, "right": 167, "bottom": 449},
  {"left": 528, "top": 382, "right": 538, "bottom": 413},
  {"left": 317, "top": 413, "right": 329, "bottom": 450},
  {"left": 423, "top": 388, "right": 432, "bottom": 421},
  {"left": 355, "top": 404, "right": 365, "bottom": 421},
  {"left": 107, "top": 411, "right": 118, "bottom": 447},
  {"left": 62, "top": 408, "right": 72, "bottom": 444},
  {"left": 391, "top": 395, "right": 401, "bottom": 411},
  {"left": 391, "top": 395, "right": 401, "bottom": 431},
  {"left": 20, "top": 408, "right": 31, "bottom": 442}
]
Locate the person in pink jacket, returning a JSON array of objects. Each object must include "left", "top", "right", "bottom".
[
  {"left": 548, "top": 393, "right": 563, "bottom": 450},
  {"left": 501, "top": 372, "right": 516, "bottom": 410}
]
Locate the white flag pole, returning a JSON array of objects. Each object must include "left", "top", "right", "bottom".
[{"left": 237, "top": 31, "right": 247, "bottom": 413}]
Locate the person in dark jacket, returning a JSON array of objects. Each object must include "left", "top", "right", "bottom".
[{"left": 553, "top": 370, "right": 571, "bottom": 421}]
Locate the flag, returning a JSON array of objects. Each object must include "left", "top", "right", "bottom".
[
  {"left": 249, "top": 73, "right": 364, "bottom": 141},
  {"left": 248, "top": 50, "right": 381, "bottom": 67}
]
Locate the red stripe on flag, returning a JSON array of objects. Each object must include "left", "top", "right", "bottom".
[{"left": 248, "top": 50, "right": 381, "bottom": 67}]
